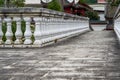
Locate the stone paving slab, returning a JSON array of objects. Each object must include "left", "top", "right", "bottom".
[{"left": 0, "top": 31, "right": 120, "bottom": 80}]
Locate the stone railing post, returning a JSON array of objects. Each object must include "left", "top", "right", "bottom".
[
  {"left": 33, "top": 17, "right": 42, "bottom": 45},
  {"left": 13, "top": 17, "right": 22, "bottom": 44},
  {"left": 42, "top": 17, "right": 47, "bottom": 36},
  {"left": 23, "top": 17, "right": 32, "bottom": 45},
  {"left": 0, "top": 18, "right": 3, "bottom": 44},
  {"left": 4, "top": 18, "right": 13, "bottom": 44}
]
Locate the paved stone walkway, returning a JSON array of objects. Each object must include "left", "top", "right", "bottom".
[{"left": 0, "top": 31, "right": 120, "bottom": 80}]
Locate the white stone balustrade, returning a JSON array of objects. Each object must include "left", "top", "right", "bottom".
[
  {"left": 114, "top": 19, "right": 120, "bottom": 40},
  {"left": 114, "top": 6, "right": 120, "bottom": 41},
  {"left": 0, "top": 8, "right": 90, "bottom": 47},
  {"left": 0, "top": 18, "right": 3, "bottom": 44}
]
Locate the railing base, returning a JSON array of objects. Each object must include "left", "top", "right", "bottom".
[{"left": 0, "top": 28, "right": 90, "bottom": 48}]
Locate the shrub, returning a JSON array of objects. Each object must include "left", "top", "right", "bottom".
[
  {"left": 0, "top": 0, "right": 25, "bottom": 7},
  {"left": 85, "top": 11, "right": 100, "bottom": 20},
  {"left": 79, "top": 0, "right": 97, "bottom": 4},
  {"left": 47, "top": 0, "right": 62, "bottom": 11}
]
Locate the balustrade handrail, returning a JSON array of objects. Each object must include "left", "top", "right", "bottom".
[
  {"left": 0, "top": 7, "right": 90, "bottom": 48},
  {"left": 114, "top": 5, "right": 120, "bottom": 19},
  {"left": 0, "top": 7, "right": 89, "bottom": 20},
  {"left": 114, "top": 5, "right": 120, "bottom": 42}
]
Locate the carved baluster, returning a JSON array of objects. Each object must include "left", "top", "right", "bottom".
[
  {"left": 33, "top": 17, "right": 42, "bottom": 45},
  {"left": 42, "top": 17, "right": 47, "bottom": 36},
  {"left": 13, "top": 17, "right": 22, "bottom": 44},
  {"left": 4, "top": 18, "right": 13, "bottom": 44},
  {"left": 0, "top": 18, "right": 3, "bottom": 44},
  {"left": 52, "top": 18, "right": 56, "bottom": 33},
  {"left": 24, "top": 17, "right": 32, "bottom": 45},
  {"left": 54, "top": 18, "right": 58, "bottom": 33}
]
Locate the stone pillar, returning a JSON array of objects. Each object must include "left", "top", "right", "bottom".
[
  {"left": 0, "top": 18, "right": 3, "bottom": 44},
  {"left": 13, "top": 17, "right": 23, "bottom": 44},
  {"left": 4, "top": 17, "right": 13, "bottom": 44},
  {"left": 24, "top": 17, "right": 32, "bottom": 44},
  {"left": 33, "top": 17, "right": 42, "bottom": 45}
]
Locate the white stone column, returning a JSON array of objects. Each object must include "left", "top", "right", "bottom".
[
  {"left": 4, "top": 18, "right": 13, "bottom": 44},
  {"left": 41, "top": 17, "right": 47, "bottom": 36},
  {"left": 51, "top": 18, "right": 56, "bottom": 33},
  {"left": 33, "top": 17, "right": 42, "bottom": 45},
  {"left": 24, "top": 17, "right": 32, "bottom": 45},
  {"left": 13, "top": 17, "right": 22, "bottom": 44},
  {"left": 44, "top": 18, "right": 49, "bottom": 35},
  {"left": 0, "top": 18, "right": 3, "bottom": 44}
]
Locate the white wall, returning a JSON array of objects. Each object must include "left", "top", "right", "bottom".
[
  {"left": 99, "top": 13, "right": 105, "bottom": 21},
  {"left": 89, "top": 4, "right": 105, "bottom": 11},
  {"left": 25, "top": 0, "right": 41, "bottom": 4},
  {"left": 89, "top": 4, "right": 106, "bottom": 21},
  {"left": 91, "top": 24, "right": 106, "bottom": 31}
]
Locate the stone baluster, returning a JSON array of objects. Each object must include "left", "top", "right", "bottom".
[
  {"left": 39, "top": 17, "right": 44, "bottom": 36},
  {"left": 33, "top": 17, "right": 42, "bottom": 45},
  {"left": 4, "top": 18, "right": 13, "bottom": 44},
  {"left": 42, "top": 17, "right": 47, "bottom": 36},
  {"left": 73, "top": 19, "right": 75, "bottom": 29},
  {"left": 61, "top": 18, "right": 64, "bottom": 32},
  {"left": 77, "top": 20, "right": 79, "bottom": 29},
  {"left": 79, "top": 20, "right": 81, "bottom": 28},
  {"left": 0, "top": 18, "right": 3, "bottom": 44},
  {"left": 13, "top": 17, "right": 22, "bottom": 44},
  {"left": 49, "top": 18, "right": 53, "bottom": 35},
  {"left": 23, "top": 17, "right": 32, "bottom": 45},
  {"left": 58, "top": 18, "right": 62, "bottom": 33},
  {"left": 47, "top": 18, "right": 51, "bottom": 35},
  {"left": 47, "top": 18, "right": 53, "bottom": 41},
  {"left": 68, "top": 19, "right": 70, "bottom": 30},
  {"left": 80, "top": 20, "right": 82, "bottom": 28},
  {"left": 55, "top": 18, "right": 58, "bottom": 33},
  {"left": 52, "top": 18, "right": 56, "bottom": 33},
  {"left": 69, "top": 19, "right": 72, "bottom": 30},
  {"left": 62, "top": 19, "right": 66, "bottom": 36}
]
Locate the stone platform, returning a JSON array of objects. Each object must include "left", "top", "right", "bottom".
[{"left": 0, "top": 31, "right": 120, "bottom": 80}]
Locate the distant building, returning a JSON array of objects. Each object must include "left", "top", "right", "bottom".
[
  {"left": 97, "top": 0, "right": 106, "bottom": 3},
  {"left": 89, "top": 0, "right": 106, "bottom": 21},
  {"left": 25, "top": 0, "right": 41, "bottom": 7},
  {"left": 24, "top": 0, "right": 93, "bottom": 16},
  {"left": 25, "top": 0, "right": 41, "bottom": 4},
  {"left": 62, "top": 0, "right": 93, "bottom": 16}
]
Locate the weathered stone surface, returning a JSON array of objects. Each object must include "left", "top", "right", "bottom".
[{"left": 0, "top": 31, "right": 120, "bottom": 80}]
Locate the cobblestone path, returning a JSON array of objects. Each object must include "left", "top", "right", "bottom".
[{"left": 0, "top": 31, "right": 120, "bottom": 80}]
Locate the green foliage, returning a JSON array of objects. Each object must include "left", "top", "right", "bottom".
[
  {"left": 0, "top": 0, "right": 25, "bottom": 7},
  {"left": 2, "top": 23, "right": 7, "bottom": 41},
  {"left": 79, "top": 0, "right": 97, "bottom": 4},
  {"left": 11, "top": 21, "right": 16, "bottom": 41},
  {"left": 79, "top": 0, "right": 86, "bottom": 3},
  {"left": 85, "top": 11, "right": 100, "bottom": 20},
  {"left": 107, "top": 0, "right": 120, "bottom": 6},
  {"left": 11, "top": 0, "right": 25, "bottom": 7},
  {"left": 0, "top": 0, "right": 4, "bottom": 7},
  {"left": 47, "top": 0, "right": 62, "bottom": 11}
]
